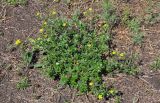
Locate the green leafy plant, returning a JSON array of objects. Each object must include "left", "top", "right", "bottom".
[
  {"left": 22, "top": 50, "right": 33, "bottom": 67},
  {"left": 26, "top": 0, "right": 138, "bottom": 100},
  {"left": 32, "top": 14, "right": 111, "bottom": 97},
  {"left": 16, "top": 77, "right": 30, "bottom": 90}
]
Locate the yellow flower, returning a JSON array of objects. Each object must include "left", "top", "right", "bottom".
[
  {"left": 39, "top": 28, "right": 44, "bottom": 33},
  {"left": 36, "top": 12, "right": 41, "bottom": 17},
  {"left": 76, "top": 62, "right": 79, "bottom": 65},
  {"left": 62, "top": 23, "right": 67, "bottom": 27},
  {"left": 109, "top": 88, "right": 115, "bottom": 95},
  {"left": 43, "top": 34, "right": 48, "bottom": 38},
  {"left": 83, "top": 11, "right": 87, "bottom": 15},
  {"left": 89, "top": 82, "right": 93, "bottom": 86},
  {"left": 103, "top": 23, "right": 109, "bottom": 28},
  {"left": 15, "top": 39, "right": 22, "bottom": 45},
  {"left": 43, "top": 21, "right": 47, "bottom": 25},
  {"left": 54, "top": 0, "right": 59, "bottom": 2},
  {"left": 52, "top": 11, "right": 57, "bottom": 15},
  {"left": 87, "top": 44, "right": 92, "bottom": 47},
  {"left": 111, "top": 51, "right": 116, "bottom": 55},
  {"left": 119, "top": 53, "right": 125, "bottom": 57},
  {"left": 98, "top": 94, "right": 103, "bottom": 100},
  {"left": 37, "top": 37, "right": 41, "bottom": 41},
  {"left": 88, "top": 8, "right": 93, "bottom": 11}
]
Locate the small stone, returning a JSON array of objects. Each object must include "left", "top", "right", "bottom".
[
  {"left": 34, "top": 95, "right": 41, "bottom": 100},
  {"left": 0, "top": 31, "right": 4, "bottom": 36},
  {"left": 34, "top": 84, "right": 41, "bottom": 88}
]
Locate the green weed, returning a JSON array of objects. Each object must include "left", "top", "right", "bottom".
[
  {"left": 16, "top": 77, "right": 30, "bottom": 90},
  {"left": 102, "top": 0, "right": 117, "bottom": 27},
  {"left": 121, "top": 6, "right": 131, "bottom": 25},
  {"left": 127, "top": 18, "right": 144, "bottom": 44},
  {"left": 26, "top": 0, "right": 138, "bottom": 100},
  {"left": 132, "top": 33, "right": 144, "bottom": 45},
  {"left": 115, "top": 96, "right": 121, "bottom": 103},
  {"left": 120, "top": 5, "right": 144, "bottom": 45}
]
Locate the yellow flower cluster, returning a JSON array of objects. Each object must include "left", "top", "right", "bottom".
[{"left": 111, "top": 51, "right": 125, "bottom": 58}]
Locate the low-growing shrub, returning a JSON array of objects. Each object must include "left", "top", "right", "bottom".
[{"left": 26, "top": 0, "right": 138, "bottom": 99}]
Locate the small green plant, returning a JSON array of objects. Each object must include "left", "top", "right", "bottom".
[
  {"left": 102, "top": 0, "right": 117, "bottom": 27},
  {"left": 16, "top": 77, "right": 30, "bottom": 90},
  {"left": 32, "top": 13, "right": 112, "bottom": 97},
  {"left": 120, "top": 5, "right": 144, "bottom": 45},
  {"left": 26, "top": 0, "right": 138, "bottom": 100},
  {"left": 115, "top": 96, "right": 121, "bottom": 103},
  {"left": 127, "top": 18, "right": 144, "bottom": 44},
  {"left": 121, "top": 6, "right": 131, "bottom": 25},
  {"left": 151, "top": 57, "right": 160, "bottom": 70},
  {"left": 5, "top": 0, "right": 27, "bottom": 5},
  {"left": 21, "top": 50, "right": 33, "bottom": 67},
  {"left": 132, "top": 33, "right": 144, "bottom": 44},
  {"left": 128, "top": 19, "right": 140, "bottom": 34}
]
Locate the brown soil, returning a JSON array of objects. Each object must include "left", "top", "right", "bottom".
[{"left": 0, "top": 0, "right": 160, "bottom": 103}]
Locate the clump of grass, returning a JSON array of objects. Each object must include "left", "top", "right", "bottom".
[
  {"left": 127, "top": 17, "right": 144, "bottom": 45},
  {"left": 120, "top": 6, "right": 144, "bottom": 45},
  {"left": 121, "top": 6, "right": 131, "bottom": 25},
  {"left": 5, "top": 0, "right": 27, "bottom": 5},
  {"left": 151, "top": 57, "right": 160, "bottom": 70},
  {"left": 16, "top": 77, "right": 30, "bottom": 90},
  {"left": 26, "top": 0, "right": 138, "bottom": 100}
]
